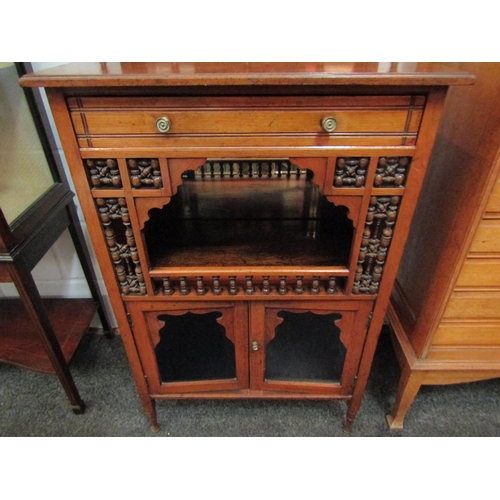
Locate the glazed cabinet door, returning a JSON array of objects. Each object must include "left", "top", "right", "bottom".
[
  {"left": 126, "top": 301, "right": 249, "bottom": 394},
  {"left": 249, "top": 300, "right": 373, "bottom": 396}
]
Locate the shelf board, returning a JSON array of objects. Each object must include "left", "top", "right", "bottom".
[
  {"left": 148, "top": 218, "right": 352, "bottom": 268},
  {"left": 148, "top": 266, "right": 350, "bottom": 278},
  {"left": 0, "top": 298, "right": 97, "bottom": 374},
  {"left": 150, "top": 237, "right": 350, "bottom": 270}
]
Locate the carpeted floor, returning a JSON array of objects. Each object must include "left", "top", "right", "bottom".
[{"left": 0, "top": 328, "right": 499, "bottom": 437}]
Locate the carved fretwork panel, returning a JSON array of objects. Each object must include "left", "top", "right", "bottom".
[
  {"left": 334, "top": 157, "right": 369, "bottom": 187},
  {"left": 352, "top": 196, "right": 401, "bottom": 294},
  {"left": 373, "top": 157, "right": 411, "bottom": 187},
  {"left": 127, "top": 158, "right": 163, "bottom": 189},
  {"left": 96, "top": 197, "right": 147, "bottom": 295},
  {"left": 85, "top": 159, "right": 121, "bottom": 189}
]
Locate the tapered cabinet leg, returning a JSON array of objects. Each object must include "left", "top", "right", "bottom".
[
  {"left": 386, "top": 366, "right": 423, "bottom": 430},
  {"left": 344, "top": 408, "right": 356, "bottom": 434},
  {"left": 149, "top": 399, "right": 159, "bottom": 433},
  {"left": 344, "top": 399, "right": 362, "bottom": 433}
]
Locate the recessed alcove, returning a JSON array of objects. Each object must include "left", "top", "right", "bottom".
[{"left": 143, "top": 161, "right": 354, "bottom": 270}]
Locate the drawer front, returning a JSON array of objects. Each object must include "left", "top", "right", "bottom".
[
  {"left": 427, "top": 346, "right": 500, "bottom": 362},
  {"left": 469, "top": 219, "right": 500, "bottom": 254},
  {"left": 68, "top": 95, "right": 425, "bottom": 149},
  {"left": 456, "top": 258, "right": 500, "bottom": 288},
  {"left": 433, "top": 322, "right": 500, "bottom": 347},
  {"left": 485, "top": 176, "right": 500, "bottom": 213},
  {"left": 443, "top": 291, "right": 500, "bottom": 319}
]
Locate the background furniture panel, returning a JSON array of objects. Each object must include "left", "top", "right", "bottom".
[
  {"left": 0, "top": 298, "right": 96, "bottom": 373},
  {"left": 387, "top": 62, "right": 500, "bottom": 430},
  {"left": 0, "top": 62, "right": 111, "bottom": 413}
]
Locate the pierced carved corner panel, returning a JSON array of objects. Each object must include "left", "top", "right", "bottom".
[
  {"left": 127, "top": 158, "right": 163, "bottom": 189},
  {"left": 373, "top": 157, "right": 411, "bottom": 187},
  {"left": 334, "top": 157, "right": 370, "bottom": 187},
  {"left": 135, "top": 197, "right": 172, "bottom": 230},
  {"left": 85, "top": 158, "right": 121, "bottom": 189},
  {"left": 327, "top": 195, "right": 362, "bottom": 228},
  {"left": 352, "top": 196, "right": 401, "bottom": 295},
  {"left": 95, "top": 197, "right": 147, "bottom": 296}
]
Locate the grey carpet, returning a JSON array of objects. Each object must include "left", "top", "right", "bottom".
[{"left": 1, "top": 328, "right": 499, "bottom": 436}]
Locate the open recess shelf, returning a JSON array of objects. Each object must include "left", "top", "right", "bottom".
[{"left": 145, "top": 165, "right": 353, "bottom": 272}]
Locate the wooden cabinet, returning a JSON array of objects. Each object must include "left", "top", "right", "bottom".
[
  {"left": 387, "top": 63, "right": 500, "bottom": 429},
  {"left": 20, "top": 63, "right": 472, "bottom": 431}
]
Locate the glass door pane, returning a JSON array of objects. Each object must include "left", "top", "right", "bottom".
[
  {"left": 155, "top": 311, "right": 236, "bottom": 383},
  {"left": 264, "top": 310, "right": 346, "bottom": 383}
]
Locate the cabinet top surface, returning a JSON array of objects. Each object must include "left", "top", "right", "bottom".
[{"left": 19, "top": 62, "right": 475, "bottom": 88}]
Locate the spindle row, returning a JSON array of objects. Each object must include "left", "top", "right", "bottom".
[
  {"left": 186, "top": 160, "right": 305, "bottom": 180},
  {"left": 160, "top": 275, "right": 342, "bottom": 297}
]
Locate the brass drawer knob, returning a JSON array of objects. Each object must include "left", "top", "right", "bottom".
[
  {"left": 251, "top": 341, "right": 259, "bottom": 351},
  {"left": 156, "top": 116, "right": 171, "bottom": 133},
  {"left": 321, "top": 116, "right": 337, "bottom": 133}
]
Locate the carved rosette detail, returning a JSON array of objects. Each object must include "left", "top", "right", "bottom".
[
  {"left": 352, "top": 196, "right": 401, "bottom": 295},
  {"left": 127, "top": 159, "right": 162, "bottom": 189},
  {"left": 334, "top": 157, "right": 369, "bottom": 187},
  {"left": 373, "top": 157, "right": 411, "bottom": 187},
  {"left": 96, "top": 198, "right": 147, "bottom": 295},
  {"left": 85, "top": 159, "right": 121, "bottom": 188}
]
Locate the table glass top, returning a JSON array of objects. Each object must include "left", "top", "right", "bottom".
[{"left": 0, "top": 63, "right": 54, "bottom": 225}]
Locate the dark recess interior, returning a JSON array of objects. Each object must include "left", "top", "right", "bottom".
[{"left": 144, "top": 170, "right": 354, "bottom": 268}]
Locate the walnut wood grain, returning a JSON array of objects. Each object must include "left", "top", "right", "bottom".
[{"left": 19, "top": 62, "right": 475, "bottom": 88}]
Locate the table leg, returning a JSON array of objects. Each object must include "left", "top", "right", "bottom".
[
  {"left": 386, "top": 366, "right": 423, "bottom": 430},
  {"left": 8, "top": 260, "right": 85, "bottom": 413}
]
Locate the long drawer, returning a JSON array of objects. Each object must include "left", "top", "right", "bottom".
[
  {"left": 443, "top": 291, "right": 500, "bottom": 319},
  {"left": 485, "top": 175, "right": 500, "bottom": 213},
  {"left": 432, "top": 322, "right": 500, "bottom": 347},
  {"left": 68, "top": 95, "right": 425, "bottom": 149},
  {"left": 455, "top": 258, "right": 500, "bottom": 288},
  {"left": 469, "top": 220, "right": 500, "bottom": 253}
]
